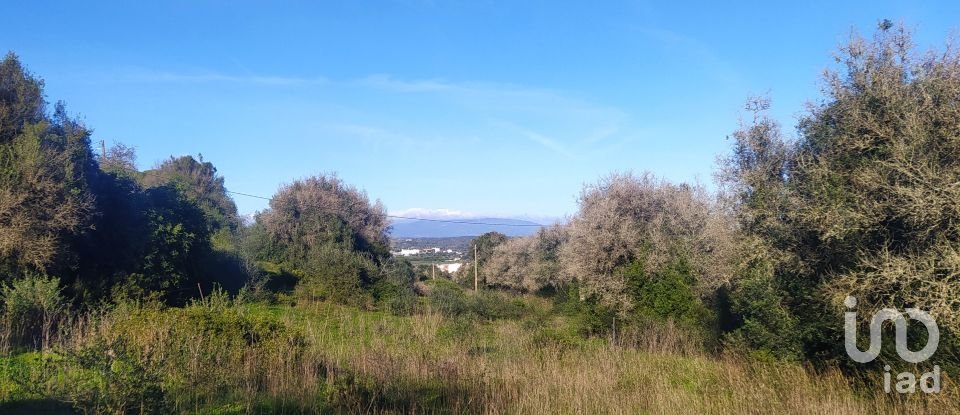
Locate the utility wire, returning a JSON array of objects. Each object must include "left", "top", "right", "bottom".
[{"left": 225, "top": 190, "right": 545, "bottom": 227}]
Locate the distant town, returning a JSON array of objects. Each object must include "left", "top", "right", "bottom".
[{"left": 390, "top": 237, "right": 469, "bottom": 272}]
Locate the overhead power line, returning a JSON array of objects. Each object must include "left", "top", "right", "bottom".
[{"left": 225, "top": 190, "right": 545, "bottom": 227}]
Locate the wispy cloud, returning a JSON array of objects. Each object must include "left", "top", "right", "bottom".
[
  {"left": 357, "top": 74, "right": 457, "bottom": 93},
  {"left": 356, "top": 74, "right": 626, "bottom": 119},
  {"left": 355, "top": 74, "right": 632, "bottom": 159},
  {"left": 636, "top": 27, "right": 741, "bottom": 88},
  {"left": 357, "top": 74, "right": 530, "bottom": 96},
  {"left": 491, "top": 120, "right": 576, "bottom": 158},
  {"left": 319, "top": 123, "right": 457, "bottom": 151},
  {"left": 115, "top": 69, "right": 624, "bottom": 121},
  {"left": 581, "top": 124, "right": 620, "bottom": 146},
  {"left": 113, "top": 68, "right": 635, "bottom": 160},
  {"left": 522, "top": 130, "right": 572, "bottom": 157},
  {"left": 123, "top": 69, "right": 328, "bottom": 86},
  {"left": 390, "top": 208, "right": 478, "bottom": 219}
]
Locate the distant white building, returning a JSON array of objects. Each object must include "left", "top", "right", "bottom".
[
  {"left": 397, "top": 249, "right": 421, "bottom": 256},
  {"left": 437, "top": 263, "right": 463, "bottom": 273}
]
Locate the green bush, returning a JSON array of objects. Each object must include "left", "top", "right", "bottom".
[
  {"left": 372, "top": 279, "right": 416, "bottom": 316},
  {"left": 62, "top": 339, "right": 170, "bottom": 414},
  {"left": 552, "top": 283, "right": 616, "bottom": 338},
  {"left": 295, "top": 246, "right": 378, "bottom": 307},
  {"left": 723, "top": 260, "right": 802, "bottom": 361},
  {"left": 372, "top": 258, "right": 418, "bottom": 316},
  {"left": 620, "top": 259, "right": 714, "bottom": 332},
  {"left": 1, "top": 274, "right": 64, "bottom": 350},
  {"left": 4, "top": 342, "right": 170, "bottom": 414},
  {"left": 468, "top": 290, "right": 526, "bottom": 321},
  {"left": 425, "top": 279, "right": 468, "bottom": 317}
]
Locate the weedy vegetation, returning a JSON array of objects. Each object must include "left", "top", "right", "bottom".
[{"left": 1, "top": 21, "right": 959, "bottom": 414}]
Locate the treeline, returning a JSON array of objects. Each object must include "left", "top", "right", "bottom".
[
  {"left": 1, "top": 22, "right": 959, "bottom": 372},
  {"left": 457, "top": 24, "right": 960, "bottom": 369},
  {"left": 0, "top": 55, "right": 245, "bottom": 308},
  {"left": 0, "top": 52, "right": 423, "bottom": 332}
]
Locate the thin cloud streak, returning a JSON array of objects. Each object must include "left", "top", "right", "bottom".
[
  {"left": 114, "top": 69, "right": 627, "bottom": 123},
  {"left": 491, "top": 120, "right": 578, "bottom": 159},
  {"left": 636, "top": 27, "right": 742, "bottom": 88},
  {"left": 113, "top": 67, "right": 636, "bottom": 162},
  {"left": 356, "top": 74, "right": 628, "bottom": 120},
  {"left": 390, "top": 208, "right": 478, "bottom": 219},
  {"left": 122, "top": 69, "right": 329, "bottom": 86}
]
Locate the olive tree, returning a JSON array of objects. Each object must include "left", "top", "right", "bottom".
[
  {"left": 560, "top": 172, "right": 736, "bottom": 313},
  {"left": 260, "top": 174, "right": 389, "bottom": 262},
  {"left": 483, "top": 225, "right": 567, "bottom": 292},
  {"left": 719, "top": 23, "right": 960, "bottom": 360},
  {"left": 255, "top": 174, "right": 390, "bottom": 303},
  {"left": 795, "top": 25, "right": 960, "bottom": 333}
]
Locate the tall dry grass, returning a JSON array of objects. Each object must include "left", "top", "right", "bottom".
[
  {"left": 292, "top": 303, "right": 958, "bottom": 414},
  {"left": 2, "top": 298, "right": 957, "bottom": 414}
]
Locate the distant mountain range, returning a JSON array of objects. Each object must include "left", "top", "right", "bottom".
[{"left": 389, "top": 217, "right": 544, "bottom": 238}]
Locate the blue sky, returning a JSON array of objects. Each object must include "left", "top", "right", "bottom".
[{"left": 4, "top": 1, "right": 959, "bottom": 220}]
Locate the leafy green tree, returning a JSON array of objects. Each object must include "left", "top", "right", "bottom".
[
  {"left": 114, "top": 186, "right": 212, "bottom": 303},
  {"left": 469, "top": 232, "right": 508, "bottom": 263},
  {"left": 724, "top": 259, "right": 802, "bottom": 361},
  {"left": 253, "top": 174, "right": 391, "bottom": 304},
  {"left": 0, "top": 53, "right": 95, "bottom": 279},
  {"left": 0, "top": 53, "right": 44, "bottom": 144},
  {"left": 371, "top": 257, "right": 418, "bottom": 315},
  {"left": 141, "top": 155, "right": 239, "bottom": 235},
  {"left": 459, "top": 231, "right": 508, "bottom": 287},
  {"left": 139, "top": 154, "right": 252, "bottom": 294},
  {"left": 259, "top": 174, "right": 390, "bottom": 263},
  {"left": 0, "top": 54, "right": 221, "bottom": 306}
]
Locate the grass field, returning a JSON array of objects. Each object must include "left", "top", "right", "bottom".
[{"left": 1, "top": 290, "right": 956, "bottom": 414}]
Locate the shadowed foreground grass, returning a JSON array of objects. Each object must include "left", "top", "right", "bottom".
[{"left": 0, "top": 293, "right": 956, "bottom": 414}]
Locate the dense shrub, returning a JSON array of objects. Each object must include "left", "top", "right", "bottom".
[
  {"left": 468, "top": 290, "right": 526, "bottom": 321},
  {"left": 723, "top": 260, "right": 802, "bottom": 361},
  {"left": 259, "top": 174, "right": 390, "bottom": 264},
  {"left": 620, "top": 259, "right": 713, "bottom": 331},
  {"left": 551, "top": 283, "right": 617, "bottom": 338},
  {"left": 372, "top": 258, "right": 418, "bottom": 315},
  {"left": 251, "top": 175, "right": 398, "bottom": 305},
  {"left": 292, "top": 246, "right": 379, "bottom": 307},
  {"left": 59, "top": 338, "right": 170, "bottom": 414},
  {"left": 1, "top": 274, "right": 64, "bottom": 350},
  {"left": 141, "top": 155, "right": 239, "bottom": 235},
  {"left": 425, "top": 279, "right": 468, "bottom": 317}
]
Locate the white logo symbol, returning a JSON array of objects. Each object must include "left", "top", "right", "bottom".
[
  {"left": 844, "top": 296, "right": 942, "bottom": 394},
  {"left": 843, "top": 296, "right": 939, "bottom": 363}
]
